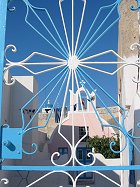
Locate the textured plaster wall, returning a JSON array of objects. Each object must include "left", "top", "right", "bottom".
[
  {"left": 118, "top": 0, "right": 138, "bottom": 58},
  {"left": 118, "top": 0, "right": 139, "bottom": 99}
]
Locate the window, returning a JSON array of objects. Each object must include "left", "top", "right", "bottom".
[
  {"left": 76, "top": 148, "right": 94, "bottom": 180},
  {"left": 77, "top": 149, "right": 83, "bottom": 160},
  {"left": 79, "top": 126, "right": 89, "bottom": 142},
  {"left": 58, "top": 147, "right": 68, "bottom": 156}
]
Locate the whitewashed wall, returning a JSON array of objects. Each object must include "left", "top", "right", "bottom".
[
  {"left": 119, "top": 57, "right": 139, "bottom": 187},
  {"left": 0, "top": 75, "right": 39, "bottom": 186}
]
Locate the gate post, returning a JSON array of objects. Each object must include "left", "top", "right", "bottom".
[{"left": 0, "top": 0, "right": 8, "bottom": 166}]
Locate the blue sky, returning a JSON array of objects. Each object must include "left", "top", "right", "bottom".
[{"left": 5, "top": 0, "right": 120, "bottom": 108}]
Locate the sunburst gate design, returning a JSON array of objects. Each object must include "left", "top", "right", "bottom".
[{"left": 3, "top": 0, "right": 140, "bottom": 185}]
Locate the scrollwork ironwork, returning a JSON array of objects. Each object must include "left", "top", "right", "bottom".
[
  {"left": 3, "top": 1, "right": 140, "bottom": 186},
  {"left": 4, "top": 44, "right": 66, "bottom": 85},
  {"left": 130, "top": 0, "right": 140, "bottom": 11},
  {"left": 27, "top": 170, "right": 121, "bottom": 187},
  {"left": 22, "top": 143, "right": 38, "bottom": 155},
  {"left": 8, "top": 0, "right": 15, "bottom": 12},
  {"left": 0, "top": 178, "right": 9, "bottom": 185}
]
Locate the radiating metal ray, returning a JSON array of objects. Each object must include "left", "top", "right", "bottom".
[
  {"left": 21, "top": 67, "right": 67, "bottom": 130},
  {"left": 76, "top": 70, "right": 104, "bottom": 126},
  {"left": 26, "top": 171, "right": 74, "bottom": 187},
  {"left": 74, "top": 171, "right": 121, "bottom": 187},
  {"left": 29, "top": 4, "right": 69, "bottom": 56},
  {"left": 77, "top": 3, "right": 118, "bottom": 57},
  {"left": 78, "top": 67, "right": 125, "bottom": 110},
  {"left": 78, "top": 17, "right": 120, "bottom": 58},
  {"left": 28, "top": 4, "right": 68, "bottom": 58},
  {"left": 27, "top": 170, "right": 121, "bottom": 187},
  {"left": 45, "top": 9, "right": 68, "bottom": 56},
  {"left": 74, "top": 70, "right": 96, "bottom": 166},
  {"left": 79, "top": 62, "right": 140, "bottom": 76},
  {"left": 74, "top": 0, "right": 86, "bottom": 55},
  {"left": 72, "top": 0, "right": 74, "bottom": 56},
  {"left": 58, "top": 70, "right": 71, "bottom": 130},
  {"left": 4, "top": 64, "right": 66, "bottom": 83},
  {"left": 79, "top": 63, "right": 118, "bottom": 75},
  {"left": 6, "top": 62, "right": 67, "bottom": 66},
  {"left": 24, "top": 4, "right": 67, "bottom": 59},
  {"left": 5, "top": 45, "right": 66, "bottom": 64},
  {"left": 80, "top": 61, "right": 125, "bottom": 64},
  {"left": 71, "top": 68, "right": 75, "bottom": 165},
  {"left": 23, "top": 68, "right": 69, "bottom": 133},
  {"left": 79, "top": 49, "right": 126, "bottom": 62},
  {"left": 74, "top": 70, "right": 88, "bottom": 142},
  {"left": 51, "top": 69, "right": 73, "bottom": 166},
  {"left": 77, "top": 69, "right": 129, "bottom": 154},
  {"left": 51, "top": 114, "right": 73, "bottom": 167},
  {"left": 59, "top": 0, "right": 71, "bottom": 56},
  {"left": 76, "top": 0, "right": 121, "bottom": 56},
  {"left": 77, "top": 69, "right": 122, "bottom": 126}
]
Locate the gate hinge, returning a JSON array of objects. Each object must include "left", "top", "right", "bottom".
[{"left": 2, "top": 128, "right": 22, "bottom": 159}]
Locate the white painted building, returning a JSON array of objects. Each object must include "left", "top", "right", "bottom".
[
  {"left": 0, "top": 72, "right": 39, "bottom": 187},
  {"left": 118, "top": 0, "right": 140, "bottom": 186},
  {"left": 0, "top": 72, "right": 121, "bottom": 187}
]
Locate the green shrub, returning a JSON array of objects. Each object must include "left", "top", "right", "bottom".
[{"left": 87, "top": 135, "right": 120, "bottom": 158}]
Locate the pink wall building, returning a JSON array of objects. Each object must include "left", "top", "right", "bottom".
[{"left": 48, "top": 87, "right": 116, "bottom": 163}]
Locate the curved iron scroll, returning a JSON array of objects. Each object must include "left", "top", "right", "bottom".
[{"left": 3, "top": 0, "right": 140, "bottom": 186}]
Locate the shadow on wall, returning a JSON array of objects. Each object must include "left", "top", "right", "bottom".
[
  {"left": 0, "top": 158, "right": 121, "bottom": 187},
  {"left": 134, "top": 109, "right": 140, "bottom": 186},
  {"left": 6, "top": 77, "right": 34, "bottom": 128},
  {"left": 94, "top": 155, "right": 121, "bottom": 186}
]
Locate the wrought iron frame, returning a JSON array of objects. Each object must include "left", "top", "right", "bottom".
[{"left": 1, "top": 0, "right": 140, "bottom": 186}]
